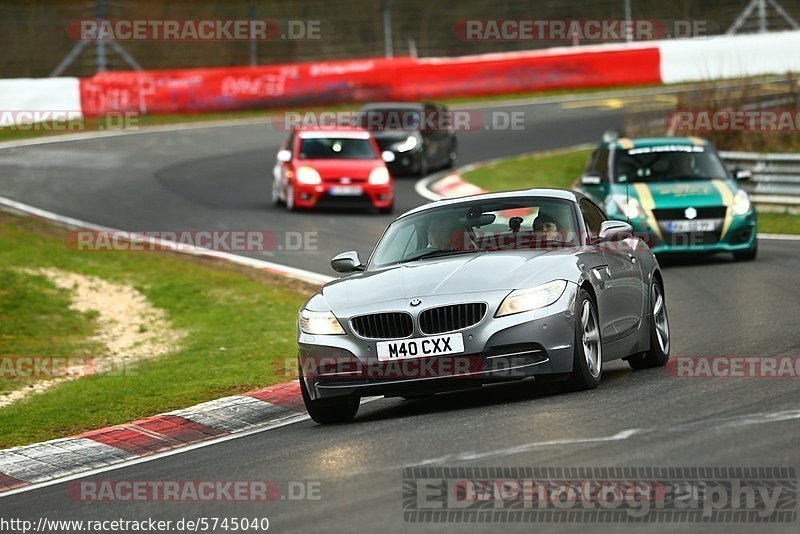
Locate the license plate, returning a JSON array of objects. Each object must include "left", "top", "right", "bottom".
[
  {"left": 377, "top": 333, "right": 464, "bottom": 361},
  {"left": 668, "top": 219, "right": 716, "bottom": 233},
  {"left": 329, "top": 185, "right": 363, "bottom": 196}
]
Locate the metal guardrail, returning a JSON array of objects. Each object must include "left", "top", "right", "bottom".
[{"left": 721, "top": 151, "right": 800, "bottom": 206}]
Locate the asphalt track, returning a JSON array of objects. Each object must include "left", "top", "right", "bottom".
[{"left": 1, "top": 90, "right": 799, "bottom": 533}]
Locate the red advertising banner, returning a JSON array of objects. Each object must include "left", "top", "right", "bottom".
[{"left": 79, "top": 47, "right": 661, "bottom": 116}]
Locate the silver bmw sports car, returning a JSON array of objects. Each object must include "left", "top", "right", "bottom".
[{"left": 297, "top": 189, "right": 670, "bottom": 423}]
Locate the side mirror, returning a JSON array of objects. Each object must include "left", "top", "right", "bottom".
[
  {"left": 734, "top": 168, "right": 752, "bottom": 181},
  {"left": 277, "top": 149, "right": 292, "bottom": 163},
  {"left": 581, "top": 172, "right": 602, "bottom": 186},
  {"left": 598, "top": 220, "right": 633, "bottom": 242},
  {"left": 331, "top": 251, "right": 364, "bottom": 273},
  {"left": 381, "top": 151, "right": 396, "bottom": 163}
]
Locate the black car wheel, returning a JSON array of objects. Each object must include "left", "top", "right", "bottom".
[
  {"left": 417, "top": 153, "right": 428, "bottom": 177},
  {"left": 299, "top": 368, "right": 360, "bottom": 424},
  {"left": 444, "top": 140, "right": 457, "bottom": 169}
]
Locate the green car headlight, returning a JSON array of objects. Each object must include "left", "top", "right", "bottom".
[
  {"left": 299, "top": 309, "right": 345, "bottom": 335},
  {"left": 496, "top": 280, "right": 567, "bottom": 317},
  {"left": 607, "top": 195, "right": 646, "bottom": 220},
  {"left": 732, "top": 189, "right": 751, "bottom": 216}
]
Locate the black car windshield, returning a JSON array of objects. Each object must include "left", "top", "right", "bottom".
[
  {"left": 369, "top": 197, "right": 579, "bottom": 269},
  {"left": 614, "top": 145, "right": 728, "bottom": 183},
  {"left": 357, "top": 108, "right": 422, "bottom": 133},
  {"left": 298, "top": 137, "right": 377, "bottom": 160}
]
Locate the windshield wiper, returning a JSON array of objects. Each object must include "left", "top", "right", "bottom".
[{"left": 398, "top": 249, "right": 476, "bottom": 263}]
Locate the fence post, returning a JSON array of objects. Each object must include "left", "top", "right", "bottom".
[{"left": 382, "top": 0, "right": 395, "bottom": 58}]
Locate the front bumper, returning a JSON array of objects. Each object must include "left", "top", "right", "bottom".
[
  {"left": 627, "top": 211, "right": 757, "bottom": 255},
  {"left": 298, "top": 284, "right": 579, "bottom": 400},
  {"left": 292, "top": 182, "right": 393, "bottom": 210},
  {"left": 386, "top": 150, "right": 423, "bottom": 175}
]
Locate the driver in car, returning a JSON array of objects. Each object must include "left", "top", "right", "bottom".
[
  {"left": 427, "top": 217, "right": 458, "bottom": 249},
  {"left": 533, "top": 212, "right": 560, "bottom": 241}
]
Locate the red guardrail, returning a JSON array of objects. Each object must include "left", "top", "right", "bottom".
[{"left": 79, "top": 46, "right": 661, "bottom": 116}]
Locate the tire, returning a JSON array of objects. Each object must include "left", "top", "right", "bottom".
[
  {"left": 378, "top": 202, "right": 394, "bottom": 215},
  {"left": 417, "top": 153, "right": 428, "bottom": 177},
  {"left": 563, "top": 289, "right": 602, "bottom": 391},
  {"left": 628, "top": 279, "right": 670, "bottom": 370},
  {"left": 286, "top": 184, "right": 296, "bottom": 211},
  {"left": 733, "top": 242, "right": 757, "bottom": 261},
  {"left": 444, "top": 140, "right": 457, "bottom": 169},
  {"left": 271, "top": 179, "right": 284, "bottom": 206},
  {"left": 299, "top": 369, "right": 360, "bottom": 424}
]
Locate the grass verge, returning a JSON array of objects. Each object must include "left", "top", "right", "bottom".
[
  {"left": 0, "top": 210, "right": 313, "bottom": 448},
  {"left": 461, "top": 148, "right": 800, "bottom": 235}
]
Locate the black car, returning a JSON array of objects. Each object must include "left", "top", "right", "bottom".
[{"left": 357, "top": 102, "right": 458, "bottom": 176}]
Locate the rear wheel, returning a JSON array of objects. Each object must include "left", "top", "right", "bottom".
[
  {"left": 299, "top": 370, "right": 360, "bottom": 424},
  {"left": 628, "top": 279, "right": 670, "bottom": 369},
  {"left": 563, "top": 289, "right": 602, "bottom": 391}
]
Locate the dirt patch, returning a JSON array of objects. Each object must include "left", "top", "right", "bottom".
[{"left": 0, "top": 268, "right": 185, "bottom": 408}]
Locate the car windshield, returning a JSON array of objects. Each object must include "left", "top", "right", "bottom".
[
  {"left": 298, "top": 137, "right": 377, "bottom": 160},
  {"left": 369, "top": 197, "right": 579, "bottom": 269},
  {"left": 614, "top": 145, "right": 728, "bottom": 183},
  {"left": 357, "top": 108, "right": 422, "bottom": 133}
]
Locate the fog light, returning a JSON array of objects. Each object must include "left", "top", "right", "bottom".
[
  {"left": 738, "top": 228, "right": 752, "bottom": 243},
  {"left": 378, "top": 194, "right": 388, "bottom": 200},
  {"left": 299, "top": 192, "right": 311, "bottom": 200}
]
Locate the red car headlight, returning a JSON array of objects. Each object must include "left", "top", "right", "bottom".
[{"left": 368, "top": 166, "right": 391, "bottom": 185}]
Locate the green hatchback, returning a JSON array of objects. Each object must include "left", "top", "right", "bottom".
[{"left": 577, "top": 135, "right": 757, "bottom": 260}]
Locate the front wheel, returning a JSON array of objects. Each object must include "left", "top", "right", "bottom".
[
  {"left": 286, "top": 184, "right": 296, "bottom": 211},
  {"left": 271, "top": 179, "right": 284, "bottom": 206},
  {"left": 563, "top": 289, "right": 602, "bottom": 391},
  {"left": 299, "top": 370, "right": 360, "bottom": 424},
  {"left": 628, "top": 279, "right": 670, "bottom": 370},
  {"left": 417, "top": 153, "right": 428, "bottom": 177}
]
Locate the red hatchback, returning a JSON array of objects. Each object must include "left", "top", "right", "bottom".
[{"left": 272, "top": 127, "right": 395, "bottom": 213}]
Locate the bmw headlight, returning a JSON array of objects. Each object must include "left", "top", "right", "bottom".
[
  {"left": 368, "top": 166, "right": 391, "bottom": 185},
  {"left": 393, "top": 134, "right": 419, "bottom": 153},
  {"left": 496, "top": 280, "right": 567, "bottom": 317},
  {"left": 299, "top": 309, "right": 345, "bottom": 335},
  {"left": 732, "top": 189, "right": 751, "bottom": 215},
  {"left": 607, "top": 195, "right": 645, "bottom": 220},
  {"left": 296, "top": 166, "right": 322, "bottom": 185}
]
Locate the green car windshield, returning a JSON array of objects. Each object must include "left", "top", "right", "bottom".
[{"left": 614, "top": 145, "right": 728, "bottom": 183}]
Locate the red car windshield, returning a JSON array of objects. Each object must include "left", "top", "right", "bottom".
[{"left": 298, "top": 137, "right": 376, "bottom": 160}]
